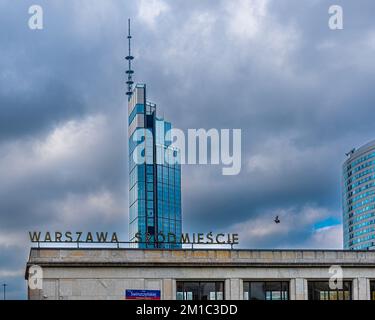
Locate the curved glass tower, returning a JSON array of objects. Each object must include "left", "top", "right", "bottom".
[{"left": 343, "top": 140, "right": 375, "bottom": 250}]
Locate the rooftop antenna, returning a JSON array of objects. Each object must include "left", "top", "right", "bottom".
[
  {"left": 126, "top": 18, "right": 134, "bottom": 97},
  {"left": 2, "top": 283, "right": 7, "bottom": 300},
  {"left": 345, "top": 148, "right": 356, "bottom": 157}
]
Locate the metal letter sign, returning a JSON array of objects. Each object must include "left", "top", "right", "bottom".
[{"left": 125, "top": 289, "right": 161, "bottom": 300}]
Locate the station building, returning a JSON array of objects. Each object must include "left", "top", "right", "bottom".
[{"left": 26, "top": 248, "right": 375, "bottom": 300}]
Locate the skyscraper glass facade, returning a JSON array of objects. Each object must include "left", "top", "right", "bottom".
[
  {"left": 128, "top": 84, "right": 182, "bottom": 248},
  {"left": 342, "top": 140, "right": 375, "bottom": 250}
]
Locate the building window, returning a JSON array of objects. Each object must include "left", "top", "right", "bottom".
[
  {"left": 371, "top": 281, "right": 375, "bottom": 300},
  {"left": 243, "top": 281, "right": 289, "bottom": 300},
  {"left": 308, "top": 281, "right": 352, "bottom": 300},
  {"left": 176, "top": 281, "right": 224, "bottom": 300}
]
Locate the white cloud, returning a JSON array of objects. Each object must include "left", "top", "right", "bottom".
[
  {"left": 366, "top": 30, "right": 375, "bottom": 51},
  {"left": 138, "top": 0, "right": 170, "bottom": 28},
  {"left": 0, "top": 114, "right": 127, "bottom": 233},
  {"left": 0, "top": 114, "right": 109, "bottom": 190},
  {"left": 224, "top": 0, "right": 300, "bottom": 69},
  {"left": 0, "top": 269, "right": 24, "bottom": 277},
  {"left": 304, "top": 225, "right": 343, "bottom": 249},
  {"left": 47, "top": 189, "right": 125, "bottom": 225},
  {"left": 227, "top": 205, "right": 339, "bottom": 247},
  {"left": 64, "top": 0, "right": 123, "bottom": 37},
  {"left": 0, "top": 231, "right": 27, "bottom": 249},
  {"left": 225, "top": 0, "right": 268, "bottom": 40},
  {"left": 161, "top": 10, "right": 217, "bottom": 81},
  {"left": 247, "top": 135, "right": 338, "bottom": 177},
  {"left": 315, "top": 29, "right": 375, "bottom": 74},
  {"left": 145, "top": 0, "right": 302, "bottom": 92},
  {"left": 36, "top": 115, "right": 106, "bottom": 162},
  {"left": 353, "top": 30, "right": 375, "bottom": 72}
]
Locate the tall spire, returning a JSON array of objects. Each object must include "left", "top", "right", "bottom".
[{"left": 126, "top": 18, "right": 134, "bottom": 97}]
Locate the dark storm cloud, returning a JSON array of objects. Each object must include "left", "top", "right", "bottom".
[
  {"left": 0, "top": 83, "right": 85, "bottom": 141},
  {"left": 0, "top": 0, "right": 375, "bottom": 298},
  {"left": 0, "top": 113, "right": 128, "bottom": 230},
  {"left": 0, "top": 0, "right": 133, "bottom": 141},
  {"left": 0, "top": 243, "right": 34, "bottom": 300}
]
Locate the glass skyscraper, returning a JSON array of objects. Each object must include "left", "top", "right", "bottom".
[
  {"left": 128, "top": 84, "right": 182, "bottom": 248},
  {"left": 342, "top": 140, "right": 375, "bottom": 250}
]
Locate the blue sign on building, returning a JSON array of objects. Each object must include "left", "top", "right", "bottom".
[{"left": 125, "top": 289, "right": 161, "bottom": 300}]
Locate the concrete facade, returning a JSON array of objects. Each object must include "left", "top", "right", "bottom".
[{"left": 25, "top": 248, "right": 375, "bottom": 300}]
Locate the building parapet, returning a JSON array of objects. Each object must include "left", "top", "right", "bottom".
[{"left": 25, "top": 248, "right": 375, "bottom": 278}]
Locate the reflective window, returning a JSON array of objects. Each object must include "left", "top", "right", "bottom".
[
  {"left": 243, "top": 281, "right": 289, "bottom": 300},
  {"left": 371, "top": 281, "right": 375, "bottom": 300},
  {"left": 129, "top": 109, "right": 182, "bottom": 249},
  {"left": 308, "top": 281, "right": 352, "bottom": 300},
  {"left": 176, "top": 281, "right": 224, "bottom": 300}
]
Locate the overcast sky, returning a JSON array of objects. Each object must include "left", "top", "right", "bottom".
[{"left": 1, "top": 0, "right": 375, "bottom": 299}]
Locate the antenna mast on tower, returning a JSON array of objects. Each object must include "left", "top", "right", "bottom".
[{"left": 126, "top": 18, "right": 134, "bottom": 97}]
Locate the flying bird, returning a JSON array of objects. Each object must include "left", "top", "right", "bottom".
[{"left": 274, "top": 216, "right": 280, "bottom": 224}]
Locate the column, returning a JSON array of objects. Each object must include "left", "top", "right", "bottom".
[
  {"left": 352, "top": 278, "right": 359, "bottom": 300},
  {"left": 295, "top": 278, "right": 307, "bottom": 300},
  {"left": 357, "top": 278, "right": 369, "bottom": 300},
  {"left": 228, "top": 279, "right": 241, "bottom": 300},
  {"left": 163, "top": 279, "right": 173, "bottom": 300}
]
